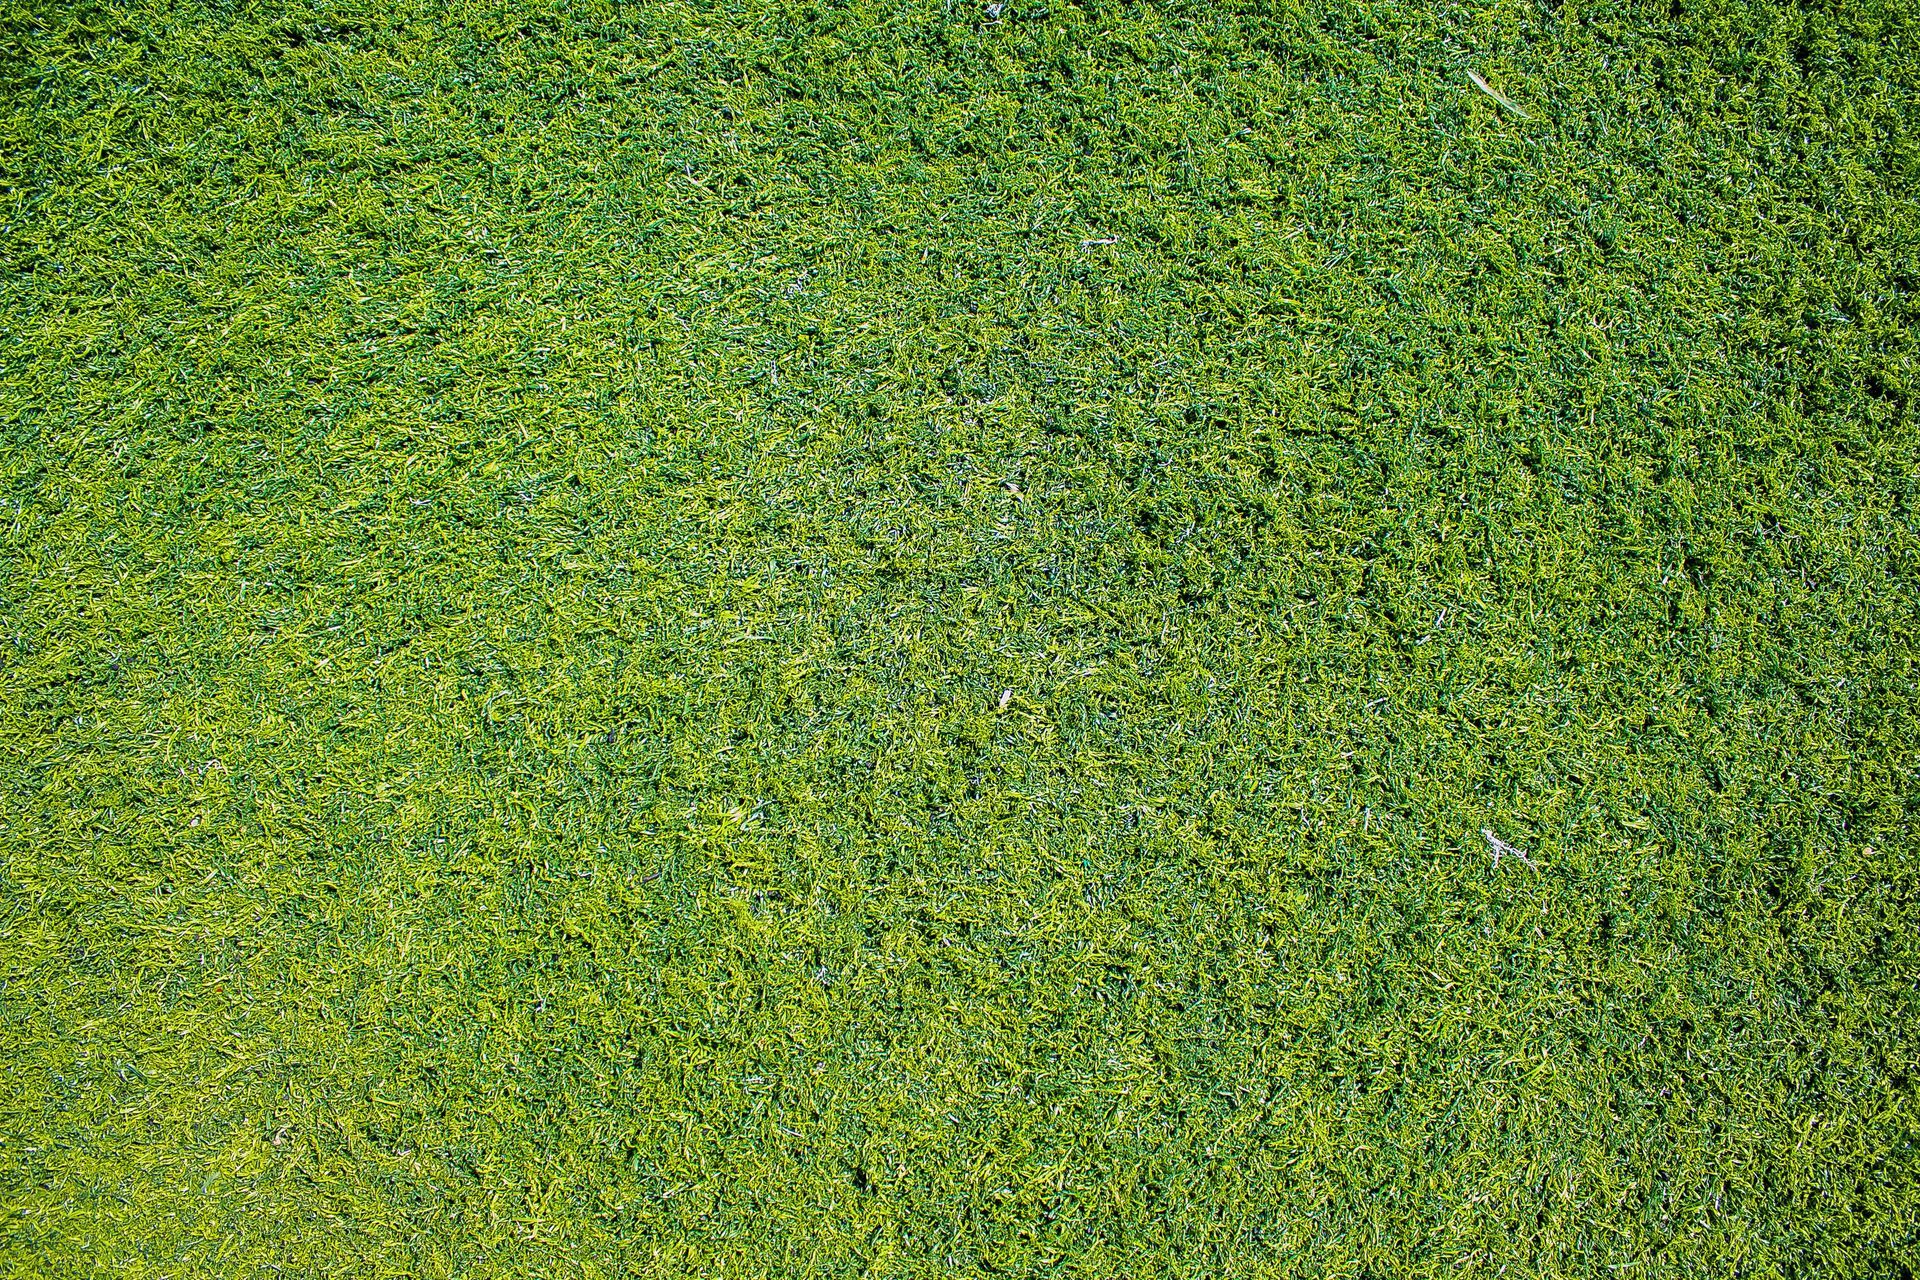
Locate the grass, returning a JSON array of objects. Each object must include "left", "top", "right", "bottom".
[{"left": 1, "top": 0, "right": 1917, "bottom": 1274}]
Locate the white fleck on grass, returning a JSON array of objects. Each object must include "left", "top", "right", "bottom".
[{"left": 1483, "top": 828, "right": 1537, "bottom": 869}]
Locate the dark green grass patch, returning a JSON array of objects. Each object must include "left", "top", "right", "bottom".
[{"left": 2, "top": 0, "right": 1917, "bottom": 1274}]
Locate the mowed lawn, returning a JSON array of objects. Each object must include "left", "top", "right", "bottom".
[{"left": 2, "top": 0, "right": 1917, "bottom": 1274}]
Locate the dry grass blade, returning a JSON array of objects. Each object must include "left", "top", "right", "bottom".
[{"left": 1467, "top": 69, "right": 1533, "bottom": 119}]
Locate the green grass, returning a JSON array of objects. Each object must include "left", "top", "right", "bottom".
[{"left": 2, "top": 0, "right": 1917, "bottom": 1274}]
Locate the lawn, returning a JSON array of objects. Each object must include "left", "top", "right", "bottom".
[{"left": 1, "top": 0, "right": 1917, "bottom": 1275}]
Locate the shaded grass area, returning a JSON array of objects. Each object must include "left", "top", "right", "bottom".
[{"left": 2, "top": 0, "right": 1917, "bottom": 1273}]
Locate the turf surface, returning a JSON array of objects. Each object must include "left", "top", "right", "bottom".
[{"left": 3, "top": 0, "right": 1919, "bottom": 1274}]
